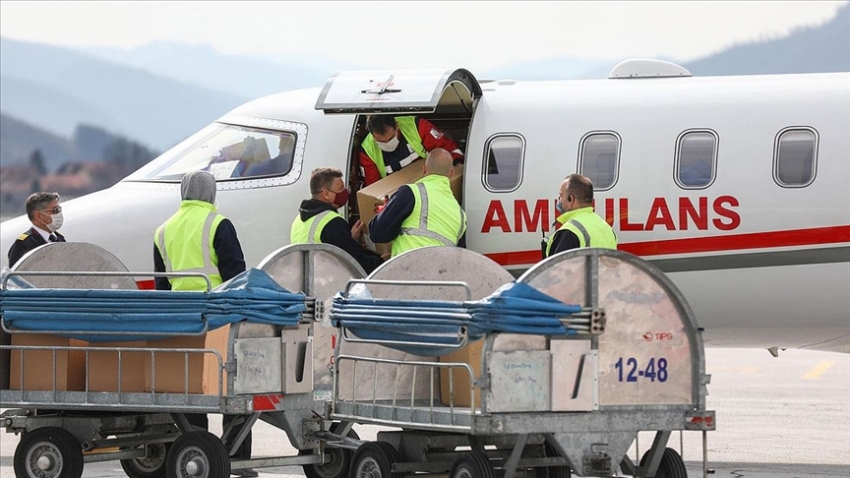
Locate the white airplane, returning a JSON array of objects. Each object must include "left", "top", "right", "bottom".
[{"left": 2, "top": 60, "right": 848, "bottom": 353}]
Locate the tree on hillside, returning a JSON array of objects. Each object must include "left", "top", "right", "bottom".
[
  {"left": 103, "top": 137, "right": 157, "bottom": 175},
  {"left": 74, "top": 124, "right": 116, "bottom": 161},
  {"left": 28, "top": 149, "right": 47, "bottom": 175}
]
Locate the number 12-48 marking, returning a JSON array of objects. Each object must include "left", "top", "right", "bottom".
[{"left": 614, "top": 357, "right": 668, "bottom": 383}]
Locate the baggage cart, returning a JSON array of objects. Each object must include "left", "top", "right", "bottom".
[
  {"left": 1, "top": 242, "right": 365, "bottom": 478},
  {"left": 328, "top": 247, "right": 715, "bottom": 478}
]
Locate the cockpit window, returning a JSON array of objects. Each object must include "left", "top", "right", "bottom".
[{"left": 125, "top": 123, "right": 297, "bottom": 182}]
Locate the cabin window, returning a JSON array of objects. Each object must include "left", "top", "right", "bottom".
[
  {"left": 483, "top": 134, "right": 525, "bottom": 192},
  {"left": 675, "top": 130, "right": 718, "bottom": 189},
  {"left": 774, "top": 128, "right": 817, "bottom": 187},
  {"left": 578, "top": 132, "right": 620, "bottom": 190},
  {"left": 125, "top": 124, "right": 298, "bottom": 182}
]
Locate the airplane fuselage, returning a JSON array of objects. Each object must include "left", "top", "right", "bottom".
[{"left": 2, "top": 70, "right": 848, "bottom": 352}]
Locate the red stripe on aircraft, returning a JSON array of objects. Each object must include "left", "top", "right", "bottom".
[
  {"left": 136, "top": 279, "right": 155, "bottom": 290},
  {"left": 485, "top": 225, "right": 850, "bottom": 266}
]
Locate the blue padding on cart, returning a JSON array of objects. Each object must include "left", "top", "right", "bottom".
[
  {"left": 0, "top": 268, "right": 306, "bottom": 342},
  {"left": 467, "top": 282, "right": 581, "bottom": 336},
  {"left": 330, "top": 281, "right": 582, "bottom": 356}
]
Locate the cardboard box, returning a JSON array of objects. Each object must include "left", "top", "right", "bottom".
[
  {"left": 87, "top": 341, "right": 147, "bottom": 393},
  {"left": 143, "top": 325, "right": 230, "bottom": 395},
  {"left": 439, "top": 340, "right": 483, "bottom": 408},
  {"left": 357, "top": 159, "right": 464, "bottom": 243},
  {"left": 9, "top": 335, "right": 87, "bottom": 391}
]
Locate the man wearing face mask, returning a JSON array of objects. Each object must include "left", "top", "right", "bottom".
[
  {"left": 291, "top": 167, "right": 385, "bottom": 273},
  {"left": 544, "top": 174, "right": 617, "bottom": 258},
  {"left": 7, "top": 192, "right": 67, "bottom": 267},
  {"left": 360, "top": 115, "right": 464, "bottom": 186}
]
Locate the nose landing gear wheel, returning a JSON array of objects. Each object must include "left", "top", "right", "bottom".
[
  {"left": 449, "top": 451, "right": 494, "bottom": 478},
  {"left": 13, "top": 427, "right": 84, "bottom": 478},
  {"left": 121, "top": 443, "right": 170, "bottom": 478},
  {"left": 165, "top": 431, "right": 230, "bottom": 478}
]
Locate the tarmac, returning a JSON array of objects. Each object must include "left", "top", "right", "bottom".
[{"left": 2, "top": 348, "right": 848, "bottom": 477}]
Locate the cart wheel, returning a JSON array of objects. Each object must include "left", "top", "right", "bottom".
[
  {"left": 535, "top": 442, "right": 572, "bottom": 478},
  {"left": 350, "top": 442, "right": 401, "bottom": 478},
  {"left": 121, "top": 443, "right": 170, "bottom": 478},
  {"left": 639, "top": 448, "right": 687, "bottom": 478},
  {"left": 165, "top": 431, "right": 230, "bottom": 478},
  {"left": 13, "top": 427, "right": 84, "bottom": 478},
  {"left": 450, "top": 451, "right": 494, "bottom": 478},
  {"left": 300, "top": 423, "right": 361, "bottom": 478}
]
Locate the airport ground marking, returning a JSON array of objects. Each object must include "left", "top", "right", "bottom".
[{"left": 802, "top": 360, "right": 836, "bottom": 380}]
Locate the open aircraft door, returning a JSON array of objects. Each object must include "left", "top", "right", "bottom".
[{"left": 314, "top": 68, "right": 482, "bottom": 114}]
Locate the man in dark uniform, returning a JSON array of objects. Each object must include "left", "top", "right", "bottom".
[{"left": 7, "top": 192, "right": 66, "bottom": 267}]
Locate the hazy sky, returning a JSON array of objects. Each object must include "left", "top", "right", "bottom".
[{"left": 1, "top": 1, "right": 847, "bottom": 70}]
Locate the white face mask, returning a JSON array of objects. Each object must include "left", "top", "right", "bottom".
[
  {"left": 46, "top": 212, "right": 64, "bottom": 232},
  {"left": 377, "top": 135, "right": 399, "bottom": 152}
]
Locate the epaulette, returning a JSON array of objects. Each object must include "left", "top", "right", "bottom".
[{"left": 17, "top": 232, "right": 30, "bottom": 241}]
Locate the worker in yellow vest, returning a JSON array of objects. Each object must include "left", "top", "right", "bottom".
[
  {"left": 153, "top": 170, "right": 256, "bottom": 477},
  {"left": 153, "top": 171, "right": 245, "bottom": 291},
  {"left": 291, "top": 167, "right": 385, "bottom": 273},
  {"left": 545, "top": 173, "right": 618, "bottom": 258},
  {"left": 359, "top": 115, "right": 464, "bottom": 186},
  {"left": 369, "top": 148, "right": 467, "bottom": 257}
]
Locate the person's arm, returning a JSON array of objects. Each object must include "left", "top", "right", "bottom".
[
  {"left": 359, "top": 150, "right": 382, "bottom": 186},
  {"left": 368, "top": 186, "right": 415, "bottom": 243},
  {"left": 8, "top": 241, "right": 25, "bottom": 268},
  {"left": 319, "top": 217, "right": 385, "bottom": 274},
  {"left": 417, "top": 118, "right": 463, "bottom": 164},
  {"left": 153, "top": 243, "right": 171, "bottom": 290},
  {"left": 547, "top": 229, "right": 581, "bottom": 257},
  {"left": 213, "top": 219, "right": 247, "bottom": 282}
]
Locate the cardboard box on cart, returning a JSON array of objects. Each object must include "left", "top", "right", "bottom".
[
  {"left": 439, "top": 340, "right": 483, "bottom": 408},
  {"left": 87, "top": 341, "right": 148, "bottom": 392},
  {"left": 356, "top": 159, "right": 463, "bottom": 254},
  {"left": 143, "top": 325, "right": 230, "bottom": 395},
  {"left": 9, "top": 335, "right": 87, "bottom": 391}
]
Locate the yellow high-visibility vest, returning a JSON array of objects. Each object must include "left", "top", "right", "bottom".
[
  {"left": 155, "top": 200, "right": 225, "bottom": 290},
  {"left": 392, "top": 174, "right": 466, "bottom": 257},
  {"left": 290, "top": 210, "right": 342, "bottom": 244},
  {"left": 546, "top": 206, "right": 617, "bottom": 257},
  {"left": 361, "top": 116, "right": 427, "bottom": 179}
]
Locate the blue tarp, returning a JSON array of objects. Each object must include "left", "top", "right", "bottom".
[
  {"left": 0, "top": 268, "right": 306, "bottom": 342},
  {"left": 330, "top": 282, "right": 582, "bottom": 356}
]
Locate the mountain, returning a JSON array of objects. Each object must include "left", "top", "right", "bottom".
[
  {"left": 1, "top": 111, "right": 157, "bottom": 172},
  {"left": 88, "top": 41, "right": 352, "bottom": 100},
  {"left": 0, "top": 74, "right": 119, "bottom": 140},
  {"left": 0, "top": 37, "right": 247, "bottom": 150},
  {"left": 0, "top": 113, "right": 74, "bottom": 170},
  {"left": 685, "top": 5, "right": 850, "bottom": 75}
]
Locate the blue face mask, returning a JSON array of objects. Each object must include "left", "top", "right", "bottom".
[{"left": 555, "top": 197, "right": 564, "bottom": 215}]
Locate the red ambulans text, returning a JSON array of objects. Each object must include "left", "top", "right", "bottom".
[{"left": 480, "top": 196, "right": 741, "bottom": 234}]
